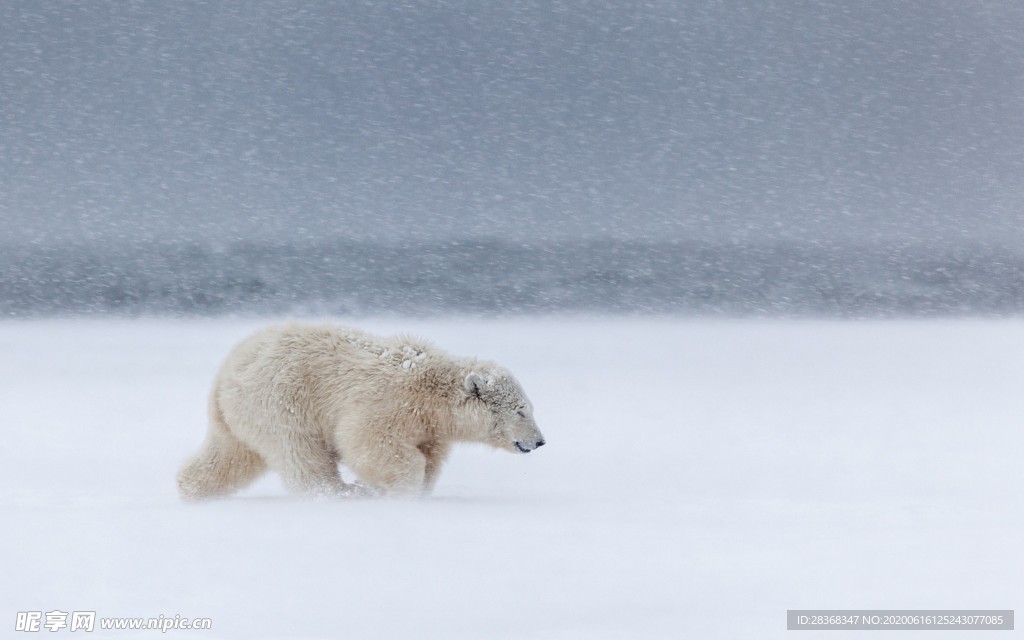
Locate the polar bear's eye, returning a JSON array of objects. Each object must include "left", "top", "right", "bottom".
[{"left": 516, "top": 410, "right": 526, "bottom": 418}]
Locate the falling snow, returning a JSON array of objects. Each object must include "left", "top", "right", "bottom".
[{"left": 1, "top": 2, "right": 1022, "bottom": 318}]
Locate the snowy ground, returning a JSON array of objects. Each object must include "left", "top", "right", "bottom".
[{"left": 1, "top": 318, "right": 1020, "bottom": 639}]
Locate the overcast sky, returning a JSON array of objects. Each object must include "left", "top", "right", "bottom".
[{"left": 2, "top": 1, "right": 1023, "bottom": 246}]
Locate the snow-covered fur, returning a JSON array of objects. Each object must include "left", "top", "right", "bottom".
[{"left": 177, "top": 323, "right": 545, "bottom": 500}]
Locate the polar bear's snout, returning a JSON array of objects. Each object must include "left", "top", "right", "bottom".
[
  {"left": 509, "top": 418, "right": 545, "bottom": 453},
  {"left": 515, "top": 438, "right": 546, "bottom": 453},
  {"left": 506, "top": 410, "right": 545, "bottom": 454}
]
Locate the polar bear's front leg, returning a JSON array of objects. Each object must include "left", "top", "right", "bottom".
[
  {"left": 418, "top": 440, "right": 451, "bottom": 495},
  {"left": 349, "top": 442, "right": 427, "bottom": 496},
  {"left": 259, "top": 430, "right": 350, "bottom": 497},
  {"left": 277, "top": 453, "right": 348, "bottom": 496}
]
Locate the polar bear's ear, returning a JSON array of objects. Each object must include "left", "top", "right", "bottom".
[{"left": 464, "top": 372, "right": 485, "bottom": 397}]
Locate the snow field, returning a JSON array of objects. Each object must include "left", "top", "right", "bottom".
[{"left": 1, "top": 318, "right": 1020, "bottom": 638}]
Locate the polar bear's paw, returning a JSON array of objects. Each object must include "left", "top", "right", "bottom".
[{"left": 339, "top": 482, "right": 379, "bottom": 499}]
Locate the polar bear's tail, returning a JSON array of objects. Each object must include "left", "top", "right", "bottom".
[{"left": 177, "top": 391, "right": 267, "bottom": 501}]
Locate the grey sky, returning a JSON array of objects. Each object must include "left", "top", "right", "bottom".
[{"left": 2, "top": 1, "right": 1023, "bottom": 246}]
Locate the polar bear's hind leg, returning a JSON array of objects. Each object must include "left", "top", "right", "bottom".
[
  {"left": 177, "top": 396, "right": 267, "bottom": 500},
  {"left": 177, "top": 429, "right": 267, "bottom": 500}
]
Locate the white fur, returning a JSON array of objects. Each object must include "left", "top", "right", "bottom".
[{"left": 177, "top": 323, "right": 544, "bottom": 500}]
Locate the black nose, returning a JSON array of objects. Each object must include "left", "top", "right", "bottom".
[{"left": 535, "top": 440, "right": 545, "bottom": 448}]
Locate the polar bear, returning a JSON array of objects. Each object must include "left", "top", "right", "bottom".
[{"left": 177, "top": 323, "right": 545, "bottom": 500}]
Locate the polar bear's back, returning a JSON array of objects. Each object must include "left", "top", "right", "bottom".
[
  {"left": 214, "top": 323, "right": 446, "bottom": 441},
  {"left": 219, "top": 323, "right": 445, "bottom": 398}
]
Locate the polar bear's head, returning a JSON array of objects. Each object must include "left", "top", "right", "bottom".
[{"left": 464, "top": 369, "right": 545, "bottom": 454}]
